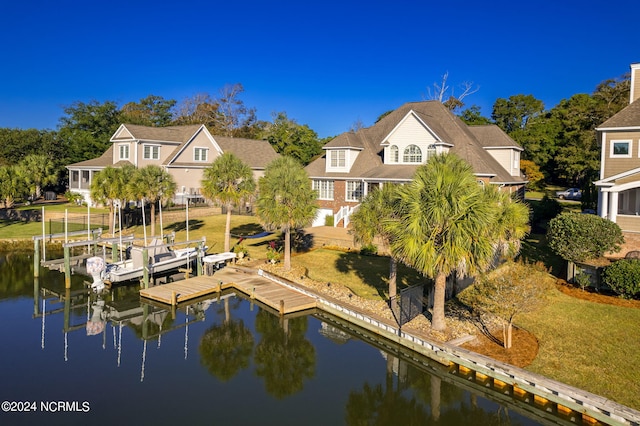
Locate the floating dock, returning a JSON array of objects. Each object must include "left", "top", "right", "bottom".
[{"left": 139, "top": 266, "right": 316, "bottom": 315}]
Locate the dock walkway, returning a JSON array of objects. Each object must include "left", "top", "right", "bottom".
[{"left": 139, "top": 266, "right": 316, "bottom": 315}]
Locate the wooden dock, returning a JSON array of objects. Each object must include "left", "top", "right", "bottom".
[{"left": 139, "top": 267, "right": 317, "bottom": 315}]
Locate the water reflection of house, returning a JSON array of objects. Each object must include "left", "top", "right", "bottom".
[
  {"left": 318, "top": 321, "right": 351, "bottom": 344},
  {"left": 66, "top": 124, "right": 279, "bottom": 206}
]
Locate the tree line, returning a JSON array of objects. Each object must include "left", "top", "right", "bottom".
[
  {"left": 0, "top": 73, "right": 632, "bottom": 206},
  {"left": 0, "top": 83, "right": 326, "bottom": 205},
  {"left": 458, "top": 74, "right": 630, "bottom": 192}
]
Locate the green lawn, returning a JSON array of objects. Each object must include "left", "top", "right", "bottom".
[
  {"left": 292, "top": 248, "right": 427, "bottom": 299},
  {"left": 518, "top": 288, "right": 640, "bottom": 410}
]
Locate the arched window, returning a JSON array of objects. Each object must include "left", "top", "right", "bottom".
[
  {"left": 389, "top": 145, "right": 399, "bottom": 163},
  {"left": 403, "top": 145, "right": 422, "bottom": 163}
]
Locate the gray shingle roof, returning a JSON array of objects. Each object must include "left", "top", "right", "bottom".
[
  {"left": 468, "top": 125, "right": 524, "bottom": 149},
  {"left": 598, "top": 100, "right": 640, "bottom": 129},
  {"left": 212, "top": 136, "right": 280, "bottom": 169},
  {"left": 306, "top": 101, "right": 526, "bottom": 185},
  {"left": 113, "top": 124, "right": 203, "bottom": 143},
  {"left": 67, "top": 145, "right": 119, "bottom": 168}
]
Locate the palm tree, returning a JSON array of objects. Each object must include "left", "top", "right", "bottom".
[
  {"left": 91, "top": 166, "right": 131, "bottom": 234},
  {"left": 484, "top": 185, "right": 530, "bottom": 259},
  {"left": 201, "top": 152, "right": 256, "bottom": 252},
  {"left": 18, "top": 154, "right": 58, "bottom": 200},
  {"left": 388, "top": 153, "right": 528, "bottom": 332},
  {"left": 0, "top": 165, "right": 28, "bottom": 208},
  {"left": 350, "top": 184, "right": 401, "bottom": 301},
  {"left": 128, "top": 166, "right": 176, "bottom": 238},
  {"left": 255, "top": 156, "right": 317, "bottom": 271}
]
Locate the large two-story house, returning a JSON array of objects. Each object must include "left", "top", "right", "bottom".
[
  {"left": 305, "top": 101, "right": 527, "bottom": 227},
  {"left": 595, "top": 63, "right": 640, "bottom": 232},
  {"left": 66, "top": 124, "right": 279, "bottom": 206}
]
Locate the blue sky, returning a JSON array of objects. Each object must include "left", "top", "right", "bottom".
[{"left": 1, "top": 0, "right": 638, "bottom": 138}]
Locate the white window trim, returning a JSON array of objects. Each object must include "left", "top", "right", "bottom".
[
  {"left": 194, "top": 147, "right": 209, "bottom": 162},
  {"left": 402, "top": 144, "right": 422, "bottom": 163},
  {"left": 313, "top": 179, "right": 334, "bottom": 200},
  {"left": 389, "top": 145, "right": 399, "bottom": 163},
  {"left": 345, "top": 180, "right": 364, "bottom": 202},
  {"left": 118, "top": 143, "right": 130, "bottom": 160},
  {"left": 611, "top": 140, "right": 632, "bottom": 158},
  {"left": 330, "top": 150, "right": 346, "bottom": 168},
  {"left": 143, "top": 144, "right": 161, "bottom": 160}
]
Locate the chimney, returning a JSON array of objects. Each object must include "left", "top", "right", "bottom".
[{"left": 631, "top": 63, "right": 640, "bottom": 103}]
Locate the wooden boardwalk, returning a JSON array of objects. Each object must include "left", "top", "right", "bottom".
[{"left": 139, "top": 266, "right": 317, "bottom": 315}]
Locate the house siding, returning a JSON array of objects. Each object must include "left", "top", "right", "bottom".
[
  {"left": 384, "top": 115, "right": 438, "bottom": 165},
  {"left": 602, "top": 130, "right": 640, "bottom": 178},
  {"left": 615, "top": 215, "right": 640, "bottom": 233},
  {"left": 114, "top": 142, "right": 135, "bottom": 164},
  {"left": 169, "top": 168, "right": 205, "bottom": 194},
  {"left": 632, "top": 65, "right": 640, "bottom": 103},
  {"left": 485, "top": 149, "right": 511, "bottom": 176}
]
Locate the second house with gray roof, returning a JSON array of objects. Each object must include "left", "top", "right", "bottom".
[
  {"left": 305, "top": 101, "right": 527, "bottom": 227},
  {"left": 67, "top": 124, "right": 279, "bottom": 206}
]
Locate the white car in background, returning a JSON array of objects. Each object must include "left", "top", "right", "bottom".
[{"left": 556, "top": 188, "right": 582, "bottom": 200}]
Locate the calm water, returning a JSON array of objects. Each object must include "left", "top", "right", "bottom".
[{"left": 0, "top": 253, "right": 553, "bottom": 426}]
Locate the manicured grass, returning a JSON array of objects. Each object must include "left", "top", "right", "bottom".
[
  {"left": 0, "top": 203, "right": 110, "bottom": 239},
  {"left": 292, "top": 248, "right": 427, "bottom": 299},
  {"left": 15, "top": 203, "right": 109, "bottom": 214},
  {"left": 518, "top": 288, "right": 640, "bottom": 410}
]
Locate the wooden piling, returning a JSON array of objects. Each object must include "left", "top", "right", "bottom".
[
  {"left": 142, "top": 248, "right": 149, "bottom": 289},
  {"left": 63, "top": 245, "right": 71, "bottom": 289},
  {"left": 33, "top": 239, "right": 40, "bottom": 278},
  {"left": 279, "top": 299, "right": 285, "bottom": 316}
]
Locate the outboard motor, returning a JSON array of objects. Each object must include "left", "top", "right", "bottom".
[{"left": 86, "top": 256, "right": 106, "bottom": 292}]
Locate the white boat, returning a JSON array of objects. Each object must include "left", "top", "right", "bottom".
[
  {"left": 103, "top": 239, "right": 205, "bottom": 284},
  {"left": 202, "top": 252, "right": 236, "bottom": 275}
]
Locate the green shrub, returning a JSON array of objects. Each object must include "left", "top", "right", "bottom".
[
  {"left": 532, "top": 195, "right": 562, "bottom": 224},
  {"left": 64, "top": 191, "right": 84, "bottom": 206},
  {"left": 360, "top": 243, "right": 378, "bottom": 256},
  {"left": 602, "top": 259, "right": 640, "bottom": 299},
  {"left": 574, "top": 272, "right": 592, "bottom": 291},
  {"left": 547, "top": 212, "right": 624, "bottom": 262},
  {"left": 324, "top": 214, "right": 334, "bottom": 227}
]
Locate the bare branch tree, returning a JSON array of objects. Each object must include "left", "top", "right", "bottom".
[{"left": 425, "top": 72, "right": 480, "bottom": 111}]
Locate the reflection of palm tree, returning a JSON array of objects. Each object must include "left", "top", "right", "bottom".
[
  {"left": 253, "top": 310, "right": 315, "bottom": 399},
  {"left": 403, "top": 361, "right": 521, "bottom": 426},
  {"left": 199, "top": 317, "right": 254, "bottom": 382},
  {"left": 345, "top": 381, "right": 428, "bottom": 425}
]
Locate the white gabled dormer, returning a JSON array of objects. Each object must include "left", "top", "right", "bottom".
[
  {"left": 323, "top": 132, "right": 364, "bottom": 173},
  {"left": 165, "top": 125, "right": 223, "bottom": 166},
  {"left": 110, "top": 124, "right": 137, "bottom": 165},
  {"left": 380, "top": 110, "right": 451, "bottom": 164}
]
